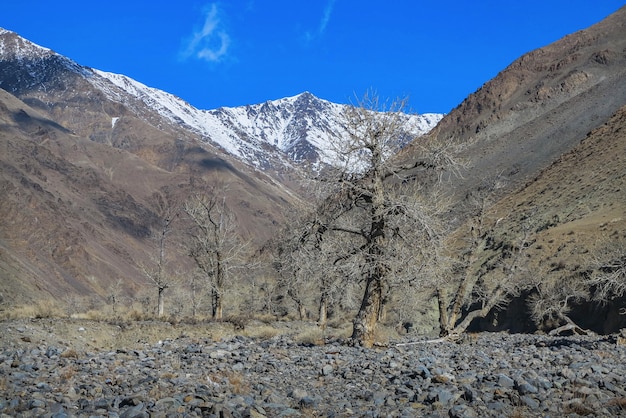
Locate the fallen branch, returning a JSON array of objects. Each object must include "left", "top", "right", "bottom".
[
  {"left": 548, "top": 323, "right": 594, "bottom": 336},
  {"left": 396, "top": 334, "right": 461, "bottom": 346}
]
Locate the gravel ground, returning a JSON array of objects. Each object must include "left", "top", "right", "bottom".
[{"left": 1, "top": 319, "right": 625, "bottom": 417}]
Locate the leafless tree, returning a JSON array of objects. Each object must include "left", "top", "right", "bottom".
[
  {"left": 524, "top": 236, "right": 626, "bottom": 335},
  {"left": 437, "top": 197, "right": 538, "bottom": 337},
  {"left": 270, "top": 201, "right": 345, "bottom": 323},
  {"left": 140, "top": 191, "right": 181, "bottom": 318},
  {"left": 527, "top": 269, "right": 590, "bottom": 334},
  {"left": 291, "top": 92, "right": 457, "bottom": 346},
  {"left": 184, "top": 186, "right": 249, "bottom": 320},
  {"left": 587, "top": 237, "right": 626, "bottom": 304},
  {"left": 436, "top": 175, "right": 507, "bottom": 336}
]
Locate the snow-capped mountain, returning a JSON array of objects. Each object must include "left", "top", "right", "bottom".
[
  {"left": 0, "top": 27, "right": 443, "bottom": 172},
  {"left": 90, "top": 70, "right": 443, "bottom": 170}
]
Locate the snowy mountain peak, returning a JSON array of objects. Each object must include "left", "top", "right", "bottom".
[
  {"left": 0, "top": 29, "right": 444, "bottom": 173},
  {"left": 0, "top": 28, "right": 53, "bottom": 60},
  {"left": 0, "top": 28, "right": 91, "bottom": 93}
]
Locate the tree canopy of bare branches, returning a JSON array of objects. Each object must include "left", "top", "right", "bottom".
[
  {"left": 288, "top": 92, "right": 456, "bottom": 346},
  {"left": 140, "top": 191, "right": 182, "bottom": 318},
  {"left": 184, "top": 186, "right": 249, "bottom": 320}
]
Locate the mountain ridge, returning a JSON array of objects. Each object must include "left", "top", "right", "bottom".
[
  {"left": 0, "top": 6, "right": 625, "bottom": 332},
  {"left": 0, "top": 26, "right": 443, "bottom": 173}
]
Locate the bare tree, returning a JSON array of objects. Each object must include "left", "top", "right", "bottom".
[
  {"left": 184, "top": 186, "right": 248, "bottom": 320},
  {"left": 271, "top": 205, "right": 343, "bottom": 323},
  {"left": 527, "top": 269, "right": 590, "bottom": 334},
  {"left": 587, "top": 237, "right": 626, "bottom": 304},
  {"left": 436, "top": 201, "right": 538, "bottom": 337},
  {"left": 292, "top": 92, "right": 456, "bottom": 346},
  {"left": 436, "top": 176, "right": 506, "bottom": 336},
  {"left": 524, "top": 236, "right": 626, "bottom": 335},
  {"left": 140, "top": 191, "right": 181, "bottom": 318}
]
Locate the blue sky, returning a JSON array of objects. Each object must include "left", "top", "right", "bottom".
[{"left": 3, "top": 1, "right": 624, "bottom": 114}]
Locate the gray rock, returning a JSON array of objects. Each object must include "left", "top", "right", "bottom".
[
  {"left": 496, "top": 373, "right": 515, "bottom": 388},
  {"left": 516, "top": 381, "right": 538, "bottom": 395},
  {"left": 321, "top": 364, "right": 334, "bottom": 376},
  {"left": 449, "top": 404, "right": 478, "bottom": 418},
  {"left": 28, "top": 399, "right": 46, "bottom": 409}
]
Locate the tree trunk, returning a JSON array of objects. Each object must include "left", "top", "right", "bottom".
[
  {"left": 351, "top": 275, "right": 383, "bottom": 347},
  {"left": 436, "top": 287, "right": 449, "bottom": 337},
  {"left": 297, "top": 302, "right": 307, "bottom": 321},
  {"left": 157, "top": 286, "right": 165, "bottom": 318},
  {"left": 211, "top": 288, "right": 223, "bottom": 320},
  {"left": 318, "top": 292, "right": 328, "bottom": 327},
  {"left": 214, "top": 294, "right": 223, "bottom": 320},
  {"left": 447, "top": 264, "right": 480, "bottom": 333},
  {"left": 213, "top": 253, "right": 224, "bottom": 320},
  {"left": 452, "top": 285, "right": 505, "bottom": 335},
  {"left": 288, "top": 288, "right": 306, "bottom": 320},
  {"left": 352, "top": 172, "right": 387, "bottom": 347}
]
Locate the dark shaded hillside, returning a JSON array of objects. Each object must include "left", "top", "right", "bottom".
[{"left": 469, "top": 104, "right": 626, "bottom": 333}]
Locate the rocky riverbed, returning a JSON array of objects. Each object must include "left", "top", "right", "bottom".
[{"left": 1, "top": 319, "right": 625, "bottom": 417}]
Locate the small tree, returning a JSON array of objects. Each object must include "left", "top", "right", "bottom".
[
  {"left": 436, "top": 175, "right": 506, "bottom": 336},
  {"left": 185, "top": 186, "right": 247, "bottom": 320},
  {"left": 437, "top": 202, "right": 537, "bottom": 337},
  {"left": 272, "top": 202, "right": 350, "bottom": 324},
  {"left": 140, "top": 191, "right": 181, "bottom": 318},
  {"left": 587, "top": 237, "right": 626, "bottom": 304},
  {"left": 527, "top": 269, "right": 590, "bottom": 334}
]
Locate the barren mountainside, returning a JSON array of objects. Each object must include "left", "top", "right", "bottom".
[
  {"left": 402, "top": 5, "right": 626, "bottom": 198},
  {"left": 0, "top": 6, "right": 625, "bottom": 323}
]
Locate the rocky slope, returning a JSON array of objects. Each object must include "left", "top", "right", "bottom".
[
  {"left": 1, "top": 319, "right": 626, "bottom": 417},
  {"left": 402, "top": 5, "right": 626, "bottom": 198}
]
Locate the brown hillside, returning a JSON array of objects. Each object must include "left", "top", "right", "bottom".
[
  {"left": 403, "top": 5, "right": 626, "bottom": 199},
  {"left": 465, "top": 104, "right": 626, "bottom": 333},
  {"left": 491, "top": 104, "right": 626, "bottom": 270},
  {"left": 0, "top": 88, "right": 294, "bottom": 305}
]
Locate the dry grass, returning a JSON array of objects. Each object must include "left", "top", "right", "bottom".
[
  {"left": 225, "top": 371, "right": 250, "bottom": 395},
  {"left": 58, "top": 365, "right": 77, "bottom": 382},
  {"left": 243, "top": 324, "right": 280, "bottom": 340},
  {"left": 2, "top": 300, "right": 65, "bottom": 320},
  {"left": 159, "top": 371, "right": 178, "bottom": 380},
  {"left": 60, "top": 348, "right": 79, "bottom": 359},
  {"left": 294, "top": 327, "right": 325, "bottom": 346},
  {"left": 563, "top": 399, "right": 595, "bottom": 416},
  {"left": 608, "top": 397, "right": 626, "bottom": 409}
]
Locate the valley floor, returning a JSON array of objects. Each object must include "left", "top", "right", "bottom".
[{"left": 1, "top": 319, "right": 625, "bottom": 417}]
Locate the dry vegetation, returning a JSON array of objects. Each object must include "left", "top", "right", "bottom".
[{"left": 1, "top": 9, "right": 626, "bottom": 344}]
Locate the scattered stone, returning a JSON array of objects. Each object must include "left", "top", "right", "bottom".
[{"left": 0, "top": 323, "right": 625, "bottom": 417}]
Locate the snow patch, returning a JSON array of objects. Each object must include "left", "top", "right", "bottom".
[{"left": 111, "top": 117, "right": 120, "bottom": 129}]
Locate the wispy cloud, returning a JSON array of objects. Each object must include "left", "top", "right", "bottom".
[
  {"left": 306, "top": 0, "right": 337, "bottom": 41},
  {"left": 181, "top": 3, "right": 231, "bottom": 63},
  {"left": 319, "top": 0, "right": 337, "bottom": 35}
]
